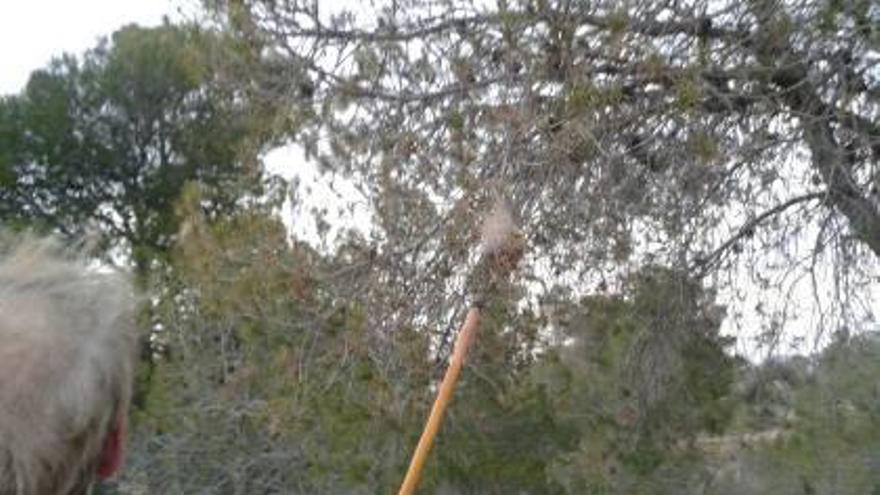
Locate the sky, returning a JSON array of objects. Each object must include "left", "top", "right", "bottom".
[{"left": 0, "top": 0, "right": 180, "bottom": 95}]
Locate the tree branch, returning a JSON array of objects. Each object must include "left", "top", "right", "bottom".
[
  {"left": 748, "top": 8, "right": 880, "bottom": 259},
  {"left": 276, "top": 14, "right": 497, "bottom": 43},
  {"left": 695, "top": 191, "right": 827, "bottom": 275}
]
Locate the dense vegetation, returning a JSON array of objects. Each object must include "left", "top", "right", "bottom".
[{"left": 1, "top": 1, "right": 878, "bottom": 493}]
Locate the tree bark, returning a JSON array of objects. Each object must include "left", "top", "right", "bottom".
[{"left": 752, "top": 16, "right": 880, "bottom": 259}]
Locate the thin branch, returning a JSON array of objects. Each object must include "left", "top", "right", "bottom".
[
  {"left": 278, "top": 14, "right": 497, "bottom": 43},
  {"left": 695, "top": 191, "right": 827, "bottom": 275}
]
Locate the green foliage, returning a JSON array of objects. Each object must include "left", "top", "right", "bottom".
[
  {"left": 121, "top": 205, "right": 877, "bottom": 493},
  {"left": 131, "top": 211, "right": 583, "bottom": 493},
  {"left": 687, "top": 131, "right": 720, "bottom": 165},
  {"left": 537, "top": 268, "right": 736, "bottom": 493},
  {"left": 674, "top": 73, "right": 703, "bottom": 112},
  {"left": 426, "top": 299, "right": 577, "bottom": 494},
  {"left": 778, "top": 334, "right": 880, "bottom": 493},
  {"left": 132, "top": 202, "right": 738, "bottom": 495},
  {"left": 566, "top": 82, "right": 624, "bottom": 115},
  {"left": 607, "top": 10, "right": 630, "bottom": 38},
  {"left": 0, "top": 24, "right": 277, "bottom": 272},
  {"left": 131, "top": 203, "right": 421, "bottom": 492},
  {"left": 708, "top": 333, "right": 880, "bottom": 494}
]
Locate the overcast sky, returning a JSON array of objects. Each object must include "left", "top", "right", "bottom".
[{"left": 0, "top": 0, "right": 179, "bottom": 95}]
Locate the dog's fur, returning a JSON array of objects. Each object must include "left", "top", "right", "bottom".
[{"left": 0, "top": 237, "right": 136, "bottom": 495}]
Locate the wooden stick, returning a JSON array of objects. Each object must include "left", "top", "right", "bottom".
[{"left": 397, "top": 307, "right": 481, "bottom": 495}]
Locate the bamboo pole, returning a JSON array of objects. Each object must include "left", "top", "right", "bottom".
[{"left": 397, "top": 307, "right": 481, "bottom": 495}]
